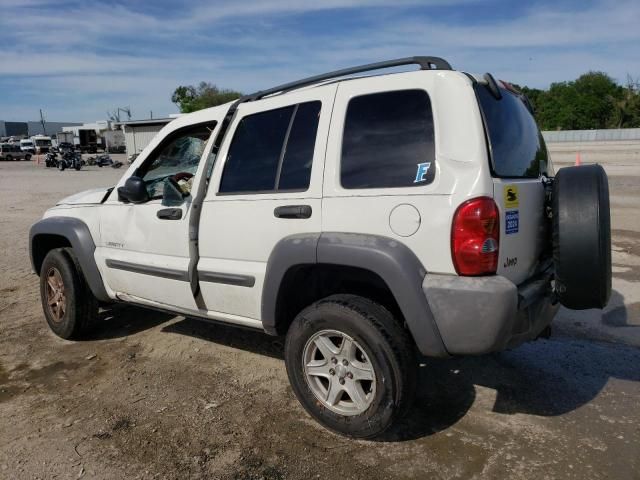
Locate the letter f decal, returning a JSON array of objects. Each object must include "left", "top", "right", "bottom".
[{"left": 414, "top": 162, "right": 432, "bottom": 183}]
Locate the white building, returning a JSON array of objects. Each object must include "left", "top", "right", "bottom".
[
  {"left": 0, "top": 120, "right": 82, "bottom": 138},
  {"left": 114, "top": 118, "right": 174, "bottom": 157}
]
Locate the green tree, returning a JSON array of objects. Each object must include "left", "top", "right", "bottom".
[
  {"left": 171, "top": 82, "right": 242, "bottom": 113},
  {"left": 513, "top": 72, "right": 640, "bottom": 130},
  {"left": 607, "top": 75, "right": 640, "bottom": 128}
]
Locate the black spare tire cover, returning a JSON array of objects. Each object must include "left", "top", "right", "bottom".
[{"left": 552, "top": 164, "right": 611, "bottom": 310}]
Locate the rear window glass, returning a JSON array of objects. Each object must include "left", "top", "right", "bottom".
[
  {"left": 341, "top": 89, "right": 435, "bottom": 189},
  {"left": 476, "top": 86, "right": 550, "bottom": 178}
]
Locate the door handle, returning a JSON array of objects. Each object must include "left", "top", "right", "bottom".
[
  {"left": 274, "top": 205, "right": 312, "bottom": 219},
  {"left": 157, "top": 208, "right": 182, "bottom": 220}
]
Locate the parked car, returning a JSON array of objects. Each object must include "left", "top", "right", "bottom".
[
  {"left": 20, "top": 139, "right": 36, "bottom": 154},
  {"left": 29, "top": 56, "right": 611, "bottom": 439},
  {"left": 0, "top": 143, "right": 32, "bottom": 161}
]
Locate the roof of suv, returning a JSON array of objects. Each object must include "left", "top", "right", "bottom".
[{"left": 240, "top": 56, "right": 453, "bottom": 105}]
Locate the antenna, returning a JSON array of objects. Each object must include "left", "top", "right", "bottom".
[{"left": 108, "top": 106, "right": 132, "bottom": 122}]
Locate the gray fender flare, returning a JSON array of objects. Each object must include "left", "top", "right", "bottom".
[
  {"left": 261, "top": 232, "right": 448, "bottom": 358},
  {"left": 262, "top": 233, "right": 320, "bottom": 335},
  {"left": 30, "top": 216, "right": 111, "bottom": 302}
]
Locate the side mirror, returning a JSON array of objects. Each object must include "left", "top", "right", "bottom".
[{"left": 117, "top": 176, "right": 149, "bottom": 204}]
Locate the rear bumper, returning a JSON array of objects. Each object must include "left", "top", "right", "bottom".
[{"left": 422, "top": 267, "right": 559, "bottom": 355}]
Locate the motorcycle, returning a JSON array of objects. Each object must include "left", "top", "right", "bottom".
[
  {"left": 94, "top": 153, "right": 113, "bottom": 167},
  {"left": 58, "top": 151, "right": 82, "bottom": 171},
  {"left": 44, "top": 151, "right": 59, "bottom": 168},
  {"left": 94, "top": 153, "right": 123, "bottom": 169}
]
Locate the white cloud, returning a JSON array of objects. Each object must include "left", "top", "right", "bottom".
[{"left": 0, "top": 0, "right": 638, "bottom": 121}]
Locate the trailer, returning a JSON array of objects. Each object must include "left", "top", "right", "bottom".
[
  {"left": 103, "top": 130, "right": 126, "bottom": 153},
  {"left": 31, "top": 135, "right": 52, "bottom": 154},
  {"left": 77, "top": 129, "right": 100, "bottom": 153},
  {"left": 56, "top": 131, "right": 74, "bottom": 146}
]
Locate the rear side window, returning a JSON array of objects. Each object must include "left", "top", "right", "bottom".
[
  {"left": 341, "top": 89, "right": 435, "bottom": 189},
  {"left": 278, "top": 102, "right": 321, "bottom": 190},
  {"left": 219, "top": 101, "right": 321, "bottom": 193},
  {"left": 476, "top": 86, "right": 549, "bottom": 178}
]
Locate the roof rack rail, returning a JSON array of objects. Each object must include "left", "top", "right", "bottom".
[{"left": 241, "top": 56, "right": 452, "bottom": 103}]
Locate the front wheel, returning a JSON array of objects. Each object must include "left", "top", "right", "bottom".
[
  {"left": 25, "top": 154, "right": 32, "bottom": 161},
  {"left": 39, "top": 248, "right": 99, "bottom": 339},
  {"left": 285, "top": 294, "right": 416, "bottom": 439},
  {"left": 58, "top": 161, "right": 66, "bottom": 171}
]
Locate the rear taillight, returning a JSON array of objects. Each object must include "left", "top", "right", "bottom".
[{"left": 451, "top": 197, "right": 500, "bottom": 276}]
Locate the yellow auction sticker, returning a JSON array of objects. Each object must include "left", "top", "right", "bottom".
[{"left": 504, "top": 185, "right": 519, "bottom": 208}]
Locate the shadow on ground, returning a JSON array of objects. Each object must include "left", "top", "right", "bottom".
[
  {"left": 602, "top": 290, "right": 639, "bottom": 327},
  {"left": 383, "top": 333, "right": 640, "bottom": 441},
  {"left": 98, "top": 310, "right": 640, "bottom": 442},
  {"left": 84, "top": 304, "right": 175, "bottom": 340},
  {"left": 162, "top": 317, "right": 285, "bottom": 359}
]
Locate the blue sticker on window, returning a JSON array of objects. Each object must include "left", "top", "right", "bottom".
[
  {"left": 505, "top": 210, "right": 519, "bottom": 235},
  {"left": 413, "top": 162, "right": 431, "bottom": 183}
]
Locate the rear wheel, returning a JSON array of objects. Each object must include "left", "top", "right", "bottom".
[
  {"left": 285, "top": 294, "right": 416, "bottom": 438},
  {"left": 25, "top": 154, "right": 32, "bottom": 161},
  {"left": 39, "top": 248, "right": 99, "bottom": 339},
  {"left": 5, "top": 155, "right": 12, "bottom": 161}
]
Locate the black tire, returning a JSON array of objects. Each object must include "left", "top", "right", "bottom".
[
  {"left": 285, "top": 294, "right": 417, "bottom": 439},
  {"left": 25, "top": 154, "right": 32, "bottom": 161},
  {"left": 5, "top": 155, "right": 12, "bottom": 161},
  {"left": 59, "top": 161, "right": 66, "bottom": 171},
  {"left": 39, "top": 248, "right": 99, "bottom": 339},
  {"left": 553, "top": 164, "right": 611, "bottom": 309}
]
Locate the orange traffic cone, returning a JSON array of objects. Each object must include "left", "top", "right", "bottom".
[{"left": 575, "top": 152, "right": 582, "bottom": 166}]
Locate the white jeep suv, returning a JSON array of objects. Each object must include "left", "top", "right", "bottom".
[{"left": 30, "top": 57, "right": 611, "bottom": 438}]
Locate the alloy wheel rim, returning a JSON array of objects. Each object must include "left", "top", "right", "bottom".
[
  {"left": 45, "top": 267, "right": 66, "bottom": 323},
  {"left": 302, "top": 329, "right": 376, "bottom": 416}
]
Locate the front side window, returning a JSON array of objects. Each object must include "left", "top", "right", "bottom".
[
  {"left": 219, "top": 101, "right": 321, "bottom": 193},
  {"left": 140, "top": 123, "right": 215, "bottom": 199},
  {"left": 341, "top": 89, "right": 436, "bottom": 189}
]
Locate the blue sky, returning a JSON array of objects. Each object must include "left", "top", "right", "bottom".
[{"left": 0, "top": 0, "right": 638, "bottom": 122}]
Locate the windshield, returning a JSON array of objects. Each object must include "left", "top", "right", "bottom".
[
  {"left": 475, "top": 85, "right": 552, "bottom": 178},
  {"left": 21, "top": 141, "right": 33, "bottom": 146},
  {"left": 35, "top": 139, "right": 52, "bottom": 146}
]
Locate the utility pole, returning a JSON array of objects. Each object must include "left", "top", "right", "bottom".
[{"left": 39, "top": 109, "right": 47, "bottom": 135}]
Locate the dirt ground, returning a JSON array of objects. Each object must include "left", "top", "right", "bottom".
[{"left": 0, "top": 147, "right": 639, "bottom": 480}]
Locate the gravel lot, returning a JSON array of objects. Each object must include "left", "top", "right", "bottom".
[{"left": 1, "top": 146, "right": 639, "bottom": 479}]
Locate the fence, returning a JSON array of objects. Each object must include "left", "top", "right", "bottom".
[{"left": 542, "top": 128, "right": 640, "bottom": 143}]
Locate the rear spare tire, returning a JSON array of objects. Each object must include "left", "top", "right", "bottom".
[{"left": 552, "top": 164, "right": 611, "bottom": 309}]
